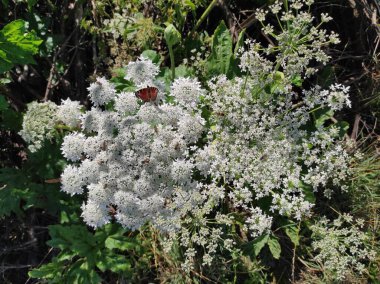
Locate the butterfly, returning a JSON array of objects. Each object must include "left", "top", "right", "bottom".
[{"left": 135, "top": 86, "right": 159, "bottom": 102}]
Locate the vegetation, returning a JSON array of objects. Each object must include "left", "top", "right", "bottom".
[{"left": 0, "top": 0, "right": 379, "bottom": 283}]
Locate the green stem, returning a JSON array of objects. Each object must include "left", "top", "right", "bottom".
[
  {"left": 192, "top": 0, "right": 219, "bottom": 32},
  {"left": 168, "top": 44, "right": 175, "bottom": 80}
]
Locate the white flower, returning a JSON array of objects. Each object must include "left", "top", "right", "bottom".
[
  {"left": 60, "top": 76, "right": 205, "bottom": 231},
  {"left": 245, "top": 207, "right": 273, "bottom": 238},
  {"left": 60, "top": 165, "right": 86, "bottom": 195},
  {"left": 171, "top": 159, "right": 194, "bottom": 185},
  {"left": 326, "top": 84, "right": 351, "bottom": 110},
  {"left": 114, "top": 91, "right": 139, "bottom": 115},
  {"left": 57, "top": 98, "right": 82, "bottom": 127},
  {"left": 19, "top": 101, "right": 58, "bottom": 152},
  {"left": 124, "top": 55, "right": 159, "bottom": 87},
  {"left": 80, "top": 108, "right": 104, "bottom": 133},
  {"left": 171, "top": 77, "right": 205, "bottom": 110},
  {"left": 311, "top": 216, "right": 376, "bottom": 280},
  {"left": 87, "top": 77, "right": 116, "bottom": 106},
  {"left": 81, "top": 200, "right": 111, "bottom": 228},
  {"left": 61, "top": 132, "right": 86, "bottom": 161}
]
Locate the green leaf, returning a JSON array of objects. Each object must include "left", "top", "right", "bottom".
[
  {"left": 175, "top": 64, "right": 192, "bottom": 77},
  {"left": 141, "top": 50, "right": 160, "bottom": 64},
  {"left": 0, "top": 20, "right": 43, "bottom": 74},
  {"left": 334, "top": 121, "right": 349, "bottom": 138},
  {"left": 206, "top": 21, "right": 233, "bottom": 77},
  {"left": 317, "top": 66, "right": 335, "bottom": 88},
  {"left": 0, "top": 95, "right": 9, "bottom": 111},
  {"left": 0, "top": 77, "right": 11, "bottom": 84},
  {"left": 164, "top": 24, "right": 181, "bottom": 47},
  {"left": 47, "top": 225, "right": 96, "bottom": 256},
  {"left": 28, "top": 262, "right": 62, "bottom": 279},
  {"left": 234, "top": 28, "right": 245, "bottom": 57},
  {"left": 291, "top": 75, "right": 303, "bottom": 87},
  {"left": 105, "top": 234, "right": 137, "bottom": 251},
  {"left": 184, "top": 0, "right": 196, "bottom": 10},
  {"left": 268, "top": 236, "right": 281, "bottom": 259},
  {"left": 94, "top": 223, "right": 125, "bottom": 242},
  {"left": 96, "top": 251, "right": 132, "bottom": 273},
  {"left": 110, "top": 76, "right": 136, "bottom": 92},
  {"left": 1, "top": 106, "right": 22, "bottom": 131},
  {"left": 0, "top": 187, "right": 27, "bottom": 217},
  {"left": 284, "top": 224, "right": 300, "bottom": 246},
  {"left": 300, "top": 181, "right": 316, "bottom": 203},
  {"left": 252, "top": 234, "right": 269, "bottom": 256},
  {"left": 66, "top": 259, "right": 101, "bottom": 284},
  {"left": 314, "top": 107, "right": 334, "bottom": 128}
]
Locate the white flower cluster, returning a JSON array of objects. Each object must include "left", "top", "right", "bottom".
[
  {"left": 124, "top": 55, "right": 160, "bottom": 88},
  {"left": 249, "top": 0, "right": 340, "bottom": 86},
  {"left": 87, "top": 77, "right": 116, "bottom": 107},
  {"left": 37, "top": 0, "right": 355, "bottom": 271},
  {"left": 19, "top": 101, "right": 58, "bottom": 152},
  {"left": 56, "top": 98, "right": 82, "bottom": 127},
  {"left": 158, "top": 2, "right": 353, "bottom": 270},
  {"left": 171, "top": 77, "right": 204, "bottom": 110},
  {"left": 59, "top": 62, "right": 207, "bottom": 231},
  {"left": 199, "top": 72, "right": 351, "bottom": 228},
  {"left": 20, "top": 98, "right": 83, "bottom": 152},
  {"left": 311, "top": 214, "right": 376, "bottom": 280}
]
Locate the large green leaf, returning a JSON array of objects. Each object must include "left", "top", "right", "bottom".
[
  {"left": 284, "top": 224, "right": 300, "bottom": 246},
  {"left": 47, "top": 225, "right": 96, "bottom": 256},
  {"left": 0, "top": 20, "right": 43, "bottom": 73},
  {"left": 96, "top": 251, "right": 132, "bottom": 273},
  {"left": 252, "top": 234, "right": 269, "bottom": 256},
  {"left": 268, "top": 236, "right": 281, "bottom": 259},
  {"left": 105, "top": 234, "right": 138, "bottom": 251},
  {"left": 66, "top": 259, "right": 102, "bottom": 284},
  {"left": 28, "top": 262, "right": 62, "bottom": 279},
  {"left": 206, "top": 21, "right": 233, "bottom": 77},
  {"left": 0, "top": 187, "right": 27, "bottom": 216}
]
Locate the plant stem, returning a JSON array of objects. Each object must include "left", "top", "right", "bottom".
[
  {"left": 168, "top": 44, "right": 175, "bottom": 80},
  {"left": 193, "top": 0, "right": 219, "bottom": 32}
]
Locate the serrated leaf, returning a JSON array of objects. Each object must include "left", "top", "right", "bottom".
[
  {"left": 96, "top": 251, "right": 131, "bottom": 273},
  {"left": 268, "top": 236, "right": 281, "bottom": 259},
  {"left": 105, "top": 235, "right": 137, "bottom": 251},
  {"left": 66, "top": 259, "right": 102, "bottom": 284},
  {"left": 28, "top": 262, "right": 62, "bottom": 279},
  {"left": 94, "top": 223, "right": 125, "bottom": 242},
  {"left": 206, "top": 21, "right": 233, "bottom": 77},
  {"left": 284, "top": 225, "right": 300, "bottom": 246},
  {"left": 47, "top": 225, "right": 96, "bottom": 256},
  {"left": 252, "top": 234, "right": 269, "bottom": 256}
]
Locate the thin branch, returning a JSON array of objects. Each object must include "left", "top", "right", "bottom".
[
  {"left": 43, "top": 27, "right": 78, "bottom": 102},
  {"left": 0, "top": 265, "right": 32, "bottom": 273}
]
